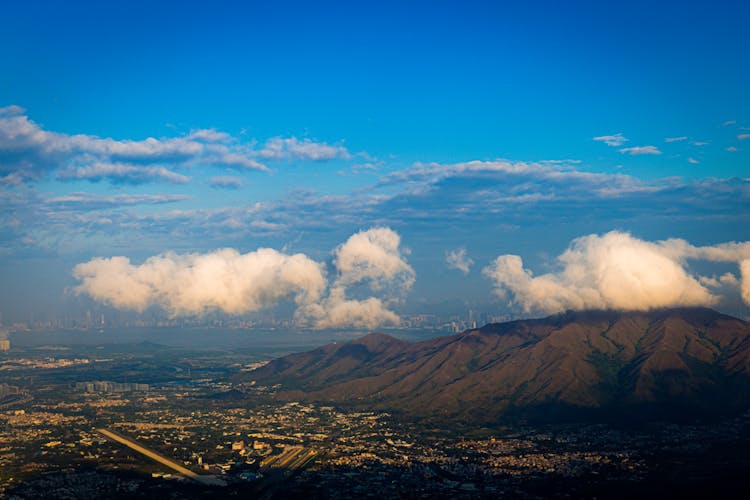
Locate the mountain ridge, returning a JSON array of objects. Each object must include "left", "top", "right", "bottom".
[{"left": 245, "top": 308, "right": 750, "bottom": 423}]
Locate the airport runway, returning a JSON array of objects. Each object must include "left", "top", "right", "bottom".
[{"left": 97, "top": 428, "right": 226, "bottom": 487}]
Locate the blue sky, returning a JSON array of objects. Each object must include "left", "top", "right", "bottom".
[{"left": 1, "top": 1, "right": 749, "bottom": 325}]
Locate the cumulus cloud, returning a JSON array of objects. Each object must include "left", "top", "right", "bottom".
[
  {"left": 446, "top": 247, "right": 473, "bottom": 274},
  {"left": 73, "top": 227, "right": 414, "bottom": 329},
  {"left": 739, "top": 134, "right": 750, "bottom": 141},
  {"left": 292, "top": 228, "right": 415, "bottom": 328},
  {"left": 741, "top": 260, "right": 750, "bottom": 306},
  {"left": 483, "top": 231, "right": 750, "bottom": 314},
  {"left": 619, "top": 145, "right": 661, "bottom": 155},
  {"left": 332, "top": 227, "right": 415, "bottom": 292},
  {"left": 73, "top": 248, "right": 327, "bottom": 316},
  {"left": 0, "top": 106, "right": 350, "bottom": 184},
  {"left": 687, "top": 157, "right": 699, "bottom": 164},
  {"left": 296, "top": 288, "right": 400, "bottom": 329},
  {"left": 593, "top": 133, "right": 628, "bottom": 147}
]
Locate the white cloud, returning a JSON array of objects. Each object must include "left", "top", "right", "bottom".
[
  {"left": 723, "top": 120, "right": 737, "bottom": 127},
  {"left": 73, "top": 227, "right": 414, "bottom": 329},
  {"left": 257, "top": 137, "right": 350, "bottom": 161},
  {"left": 619, "top": 145, "right": 661, "bottom": 155},
  {"left": 186, "top": 128, "right": 232, "bottom": 143},
  {"left": 726, "top": 146, "right": 738, "bottom": 152},
  {"left": 446, "top": 247, "right": 473, "bottom": 274},
  {"left": 687, "top": 157, "right": 699, "bottom": 164},
  {"left": 741, "top": 260, "right": 750, "bottom": 306},
  {"left": 699, "top": 273, "right": 740, "bottom": 289},
  {"left": 296, "top": 288, "right": 400, "bottom": 329},
  {"left": 483, "top": 231, "right": 750, "bottom": 314},
  {"left": 653, "top": 238, "right": 750, "bottom": 263},
  {"left": 332, "top": 227, "right": 415, "bottom": 292},
  {"left": 593, "top": 133, "right": 628, "bottom": 147},
  {"left": 0, "top": 105, "right": 24, "bottom": 117},
  {"left": 294, "top": 228, "right": 414, "bottom": 328},
  {"left": 73, "top": 248, "right": 327, "bottom": 316},
  {"left": 0, "top": 106, "right": 351, "bottom": 184},
  {"left": 664, "top": 136, "right": 688, "bottom": 142},
  {"left": 739, "top": 134, "right": 750, "bottom": 140},
  {"left": 691, "top": 141, "right": 709, "bottom": 146}
]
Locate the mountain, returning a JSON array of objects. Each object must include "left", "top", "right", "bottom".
[{"left": 246, "top": 308, "right": 750, "bottom": 423}]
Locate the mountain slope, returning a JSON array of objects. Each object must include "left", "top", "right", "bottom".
[{"left": 247, "top": 308, "right": 750, "bottom": 422}]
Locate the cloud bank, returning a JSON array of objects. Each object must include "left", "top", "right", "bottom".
[
  {"left": 73, "top": 227, "right": 414, "bottom": 329},
  {"left": 483, "top": 231, "right": 750, "bottom": 313}
]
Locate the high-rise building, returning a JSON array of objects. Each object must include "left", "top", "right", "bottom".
[{"left": 0, "top": 339, "right": 10, "bottom": 351}]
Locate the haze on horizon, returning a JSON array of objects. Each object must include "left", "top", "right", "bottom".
[{"left": 1, "top": 1, "right": 749, "bottom": 327}]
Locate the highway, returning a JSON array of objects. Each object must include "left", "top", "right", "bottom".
[{"left": 97, "top": 428, "right": 226, "bottom": 486}]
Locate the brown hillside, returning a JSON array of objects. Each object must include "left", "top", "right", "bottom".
[{"left": 247, "top": 308, "right": 750, "bottom": 422}]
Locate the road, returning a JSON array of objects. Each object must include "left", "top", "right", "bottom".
[{"left": 97, "top": 428, "right": 226, "bottom": 486}]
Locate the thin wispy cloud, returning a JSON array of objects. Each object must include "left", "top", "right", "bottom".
[
  {"left": 593, "top": 133, "right": 628, "bottom": 147},
  {"left": 664, "top": 136, "right": 688, "bottom": 142},
  {"left": 619, "top": 145, "right": 661, "bottom": 155},
  {"left": 56, "top": 163, "right": 191, "bottom": 185},
  {"left": 257, "top": 137, "right": 350, "bottom": 161},
  {"left": 723, "top": 120, "right": 737, "bottom": 126},
  {"left": 46, "top": 193, "right": 191, "bottom": 209},
  {"left": 3, "top": 156, "right": 748, "bottom": 262},
  {"left": 209, "top": 176, "right": 242, "bottom": 189}
]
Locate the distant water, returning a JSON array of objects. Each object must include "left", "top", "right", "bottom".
[{"left": 8, "top": 327, "right": 443, "bottom": 358}]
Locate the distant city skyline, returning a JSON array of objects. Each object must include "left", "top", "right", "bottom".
[{"left": 1, "top": 1, "right": 749, "bottom": 326}]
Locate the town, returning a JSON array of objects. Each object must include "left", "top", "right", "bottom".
[{"left": 1, "top": 338, "right": 749, "bottom": 498}]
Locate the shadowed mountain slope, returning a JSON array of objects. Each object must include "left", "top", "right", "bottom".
[{"left": 247, "top": 308, "right": 750, "bottom": 422}]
